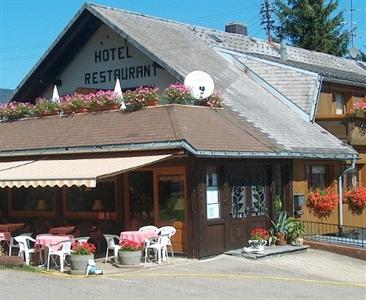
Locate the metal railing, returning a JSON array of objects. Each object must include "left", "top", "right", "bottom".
[{"left": 303, "top": 221, "right": 366, "bottom": 248}]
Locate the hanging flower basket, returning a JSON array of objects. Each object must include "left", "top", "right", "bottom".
[
  {"left": 307, "top": 188, "right": 339, "bottom": 218},
  {"left": 343, "top": 186, "right": 366, "bottom": 215}
]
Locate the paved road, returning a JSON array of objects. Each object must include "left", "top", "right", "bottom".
[{"left": 0, "top": 249, "right": 365, "bottom": 300}]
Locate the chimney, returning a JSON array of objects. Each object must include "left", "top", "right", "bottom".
[{"left": 225, "top": 22, "right": 247, "bottom": 36}]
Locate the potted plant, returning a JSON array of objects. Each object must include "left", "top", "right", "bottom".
[
  {"left": 135, "top": 86, "right": 160, "bottom": 107},
  {"left": 118, "top": 239, "right": 143, "bottom": 265},
  {"left": 344, "top": 185, "right": 366, "bottom": 215},
  {"left": 34, "top": 97, "right": 60, "bottom": 116},
  {"left": 286, "top": 218, "right": 305, "bottom": 246},
  {"left": 248, "top": 227, "right": 269, "bottom": 248},
  {"left": 69, "top": 241, "right": 96, "bottom": 274},
  {"left": 163, "top": 82, "right": 193, "bottom": 104},
  {"left": 270, "top": 211, "right": 289, "bottom": 246}
]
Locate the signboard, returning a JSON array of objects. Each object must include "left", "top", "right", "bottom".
[{"left": 52, "top": 24, "right": 176, "bottom": 96}]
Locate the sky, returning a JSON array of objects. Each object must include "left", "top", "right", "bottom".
[{"left": 0, "top": 0, "right": 365, "bottom": 90}]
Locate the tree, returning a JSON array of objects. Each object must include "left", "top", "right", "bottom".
[{"left": 273, "top": 0, "right": 350, "bottom": 56}]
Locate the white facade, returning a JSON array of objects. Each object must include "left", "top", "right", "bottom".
[{"left": 43, "top": 25, "right": 177, "bottom": 97}]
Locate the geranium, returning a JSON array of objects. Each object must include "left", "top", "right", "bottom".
[
  {"left": 163, "top": 82, "right": 193, "bottom": 104},
  {"left": 71, "top": 241, "right": 96, "bottom": 255},
  {"left": 135, "top": 86, "right": 159, "bottom": 106},
  {"left": 343, "top": 186, "right": 366, "bottom": 215},
  {"left": 352, "top": 101, "right": 366, "bottom": 113},
  {"left": 0, "top": 102, "right": 34, "bottom": 121},
  {"left": 250, "top": 228, "right": 269, "bottom": 241},
  {"left": 34, "top": 97, "right": 60, "bottom": 116},
  {"left": 307, "top": 188, "right": 339, "bottom": 218},
  {"left": 207, "top": 90, "right": 223, "bottom": 108},
  {"left": 119, "top": 239, "right": 143, "bottom": 252}
]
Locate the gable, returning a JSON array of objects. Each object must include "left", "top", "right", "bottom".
[{"left": 42, "top": 25, "right": 177, "bottom": 98}]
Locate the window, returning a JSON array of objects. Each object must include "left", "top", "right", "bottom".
[
  {"left": 12, "top": 187, "right": 57, "bottom": 212},
  {"left": 129, "top": 171, "right": 153, "bottom": 221},
  {"left": 334, "top": 93, "right": 345, "bottom": 115},
  {"left": 308, "top": 165, "right": 327, "bottom": 189},
  {"left": 67, "top": 181, "right": 116, "bottom": 215},
  {"left": 206, "top": 167, "right": 220, "bottom": 219},
  {"left": 158, "top": 174, "right": 185, "bottom": 221}
]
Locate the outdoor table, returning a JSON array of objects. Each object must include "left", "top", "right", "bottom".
[
  {"left": 120, "top": 230, "right": 157, "bottom": 244},
  {"left": 49, "top": 226, "right": 76, "bottom": 235},
  {"left": 35, "top": 234, "right": 73, "bottom": 266},
  {"left": 0, "top": 223, "right": 25, "bottom": 233},
  {"left": 0, "top": 231, "right": 11, "bottom": 243}
]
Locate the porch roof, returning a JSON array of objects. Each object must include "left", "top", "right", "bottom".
[{"left": 0, "top": 154, "right": 171, "bottom": 188}]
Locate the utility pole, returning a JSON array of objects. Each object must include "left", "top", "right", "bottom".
[
  {"left": 350, "top": 0, "right": 356, "bottom": 47},
  {"left": 260, "top": 0, "right": 275, "bottom": 43}
]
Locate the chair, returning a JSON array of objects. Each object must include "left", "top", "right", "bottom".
[
  {"left": 144, "top": 236, "right": 168, "bottom": 265},
  {"left": 103, "top": 234, "right": 121, "bottom": 263},
  {"left": 14, "top": 235, "right": 36, "bottom": 266},
  {"left": 47, "top": 240, "right": 72, "bottom": 273},
  {"left": 159, "top": 226, "right": 176, "bottom": 258},
  {"left": 139, "top": 225, "right": 160, "bottom": 234},
  {"left": 9, "top": 232, "right": 33, "bottom": 256}
]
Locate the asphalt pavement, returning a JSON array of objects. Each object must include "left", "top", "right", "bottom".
[{"left": 0, "top": 249, "right": 365, "bottom": 300}]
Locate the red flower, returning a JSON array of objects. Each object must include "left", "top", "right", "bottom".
[
  {"left": 344, "top": 186, "right": 366, "bottom": 215},
  {"left": 119, "top": 239, "right": 143, "bottom": 252},
  {"left": 307, "top": 188, "right": 339, "bottom": 218},
  {"left": 250, "top": 228, "right": 269, "bottom": 241},
  {"left": 71, "top": 241, "right": 96, "bottom": 255}
]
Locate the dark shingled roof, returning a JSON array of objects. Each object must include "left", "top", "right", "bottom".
[{"left": 0, "top": 105, "right": 279, "bottom": 155}]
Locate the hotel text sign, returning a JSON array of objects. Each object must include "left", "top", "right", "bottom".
[{"left": 84, "top": 45, "right": 160, "bottom": 85}]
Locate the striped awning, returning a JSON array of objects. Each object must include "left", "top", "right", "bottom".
[{"left": 0, "top": 154, "right": 171, "bottom": 188}]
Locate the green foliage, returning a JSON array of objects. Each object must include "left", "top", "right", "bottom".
[
  {"left": 274, "top": 0, "right": 350, "bottom": 56},
  {"left": 270, "top": 211, "right": 289, "bottom": 233},
  {"left": 286, "top": 217, "right": 305, "bottom": 239}
]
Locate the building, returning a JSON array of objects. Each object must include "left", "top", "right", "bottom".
[{"left": 0, "top": 3, "right": 362, "bottom": 258}]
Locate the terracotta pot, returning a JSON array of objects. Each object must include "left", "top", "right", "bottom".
[
  {"left": 275, "top": 232, "right": 287, "bottom": 246},
  {"left": 74, "top": 108, "right": 89, "bottom": 114},
  {"left": 146, "top": 99, "right": 159, "bottom": 107},
  {"left": 118, "top": 250, "right": 141, "bottom": 265}
]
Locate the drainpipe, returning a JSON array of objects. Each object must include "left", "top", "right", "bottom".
[{"left": 338, "top": 160, "right": 356, "bottom": 234}]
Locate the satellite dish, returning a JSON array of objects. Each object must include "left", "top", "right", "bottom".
[
  {"left": 184, "top": 71, "right": 214, "bottom": 100},
  {"left": 349, "top": 47, "right": 361, "bottom": 59}
]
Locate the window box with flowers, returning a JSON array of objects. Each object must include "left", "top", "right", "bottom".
[
  {"left": 343, "top": 186, "right": 366, "bottom": 215},
  {"left": 69, "top": 241, "right": 96, "bottom": 274},
  {"left": 351, "top": 102, "right": 366, "bottom": 119},
  {"left": 118, "top": 239, "right": 143, "bottom": 265},
  {"left": 307, "top": 188, "right": 339, "bottom": 218}
]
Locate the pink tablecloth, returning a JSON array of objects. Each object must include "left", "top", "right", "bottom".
[
  {"left": 120, "top": 230, "right": 157, "bottom": 244},
  {"left": 0, "top": 231, "right": 11, "bottom": 242},
  {"left": 35, "top": 234, "right": 73, "bottom": 251},
  {"left": 49, "top": 226, "right": 75, "bottom": 235},
  {"left": 0, "top": 223, "right": 25, "bottom": 233}
]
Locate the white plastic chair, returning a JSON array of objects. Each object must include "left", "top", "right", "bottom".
[
  {"left": 14, "top": 236, "right": 36, "bottom": 266},
  {"left": 138, "top": 225, "right": 160, "bottom": 234},
  {"left": 144, "top": 236, "right": 168, "bottom": 265},
  {"left": 9, "top": 232, "right": 33, "bottom": 256},
  {"left": 103, "top": 234, "right": 121, "bottom": 263},
  {"left": 159, "top": 226, "right": 176, "bottom": 258},
  {"left": 47, "top": 240, "right": 72, "bottom": 273}
]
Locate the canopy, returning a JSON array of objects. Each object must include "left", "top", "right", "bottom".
[{"left": 0, "top": 154, "right": 171, "bottom": 188}]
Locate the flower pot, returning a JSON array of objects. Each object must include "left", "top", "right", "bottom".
[
  {"left": 70, "top": 254, "right": 94, "bottom": 275},
  {"left": 295, "top": 237, "right": 304, "bottom": 246},
  {"left": 275, "top": 232, "right": 287, "bottom": 246},
  {"left": 354, "top": 111, "right": 365, "bottom": 119},
  {"left": 248, "top": 239, "right": 267, "bottom": 249},
  {"left": 146, "top": 99, "right": 159, "bottom": 107},
  {"left": 118, "top": 250, "right": 141, "bottom": 265}
]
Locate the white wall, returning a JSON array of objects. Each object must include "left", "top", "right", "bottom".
[{"left": 43, "top": 25, "right": 177, "bottom": 97}]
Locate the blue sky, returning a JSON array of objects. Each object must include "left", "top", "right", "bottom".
[{"left": 0, "top": 0, "right": 365, "bottom": 89}]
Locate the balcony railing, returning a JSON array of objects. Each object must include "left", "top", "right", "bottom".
[{"left": 303, "top": 221, "right": 366, "bottom": 248}]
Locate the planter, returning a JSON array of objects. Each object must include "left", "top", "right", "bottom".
[
  {"left": 354, "top": 111, "right": 366, "bottom": 119},
  {"left": 70, "top": 254, "right": 94, "bottom": 275},
  {"left": 146, "top": 99, "right": 159, "bottom": 107},
  {"left": 275, "top": 232, "right": 287, "bottom": 246},
  {"left": 118, "top": 250, "right": 141, "bottom": 265},
  {"left": 248, "top": 239, "right": 267, "bottom": 249}
]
